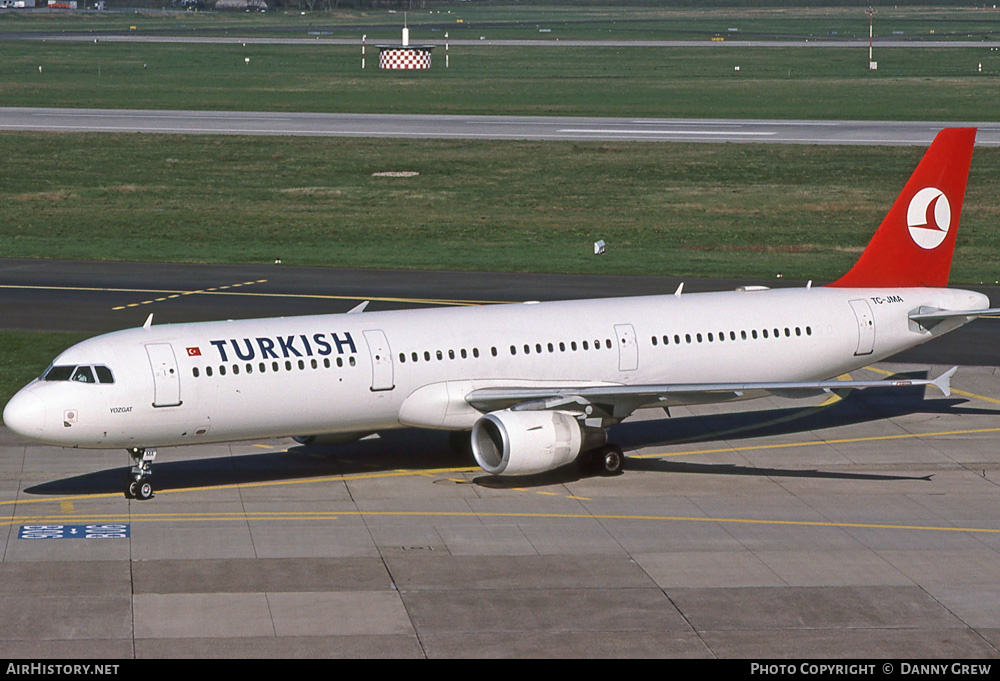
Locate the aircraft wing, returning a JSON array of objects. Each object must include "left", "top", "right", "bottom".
[{"left": 465, "top": 367, "right": 957, "bottom": 420}]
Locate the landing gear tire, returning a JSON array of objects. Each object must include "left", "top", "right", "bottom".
[
  {"left": 127, "top": 479, "right": 153, "bottom": 500},
  {"left": 125, "top": 447, "right": 157, "bottom": 500},
  {"left": 598, "top": 444, "right": 625, "bottom": 477},
  {"left": 136, "top": 480, "right": 154, "bottom": 500},
  {"left": 578, "top": 444, "right": 625, "bottom": 477}
]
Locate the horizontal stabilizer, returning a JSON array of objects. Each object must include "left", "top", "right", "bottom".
[{"left": 909, "top": 307, "right": 1000, "bottom": 322}]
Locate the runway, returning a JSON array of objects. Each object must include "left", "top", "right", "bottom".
[
  {"left": 4, "top": 108, "right": 1000, "bottom": 145},
  {"left": 1, "top": 258, "right": 999, "bottom": 658}
]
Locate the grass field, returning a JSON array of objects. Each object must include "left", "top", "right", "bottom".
[
  {"left": 4, "top": 132, "right": 1000, "bottom": 284},
  {"left": 2, "top": 41, "right": 1000, "bottom": 120}
]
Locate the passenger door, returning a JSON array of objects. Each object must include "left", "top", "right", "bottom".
[{"left": 146, "top": 343, "right": 182, "bottom": 407}]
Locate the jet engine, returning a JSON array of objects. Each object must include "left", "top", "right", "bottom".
[{"left": 471, "top": 409, "right": 602, "bottom": 476}]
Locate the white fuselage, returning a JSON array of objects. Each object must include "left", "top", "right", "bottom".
[{"left": 2, "top": 285, "right": 987, "bottom": 450}]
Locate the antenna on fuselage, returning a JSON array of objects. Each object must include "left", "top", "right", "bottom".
[{"left": 143, "top": 314, "right": 153, "bottom": 329}]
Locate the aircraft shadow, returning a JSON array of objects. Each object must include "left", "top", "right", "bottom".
[{"left": 24, "top": 371, "right": 998, "bottom": 496}]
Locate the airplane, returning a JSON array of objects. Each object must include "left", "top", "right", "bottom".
[{"left": 4, "top": 127, "right": 998, "bottom": 501}]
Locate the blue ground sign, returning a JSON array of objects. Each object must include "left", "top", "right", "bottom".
[{"left": 19, "top": 524, "right": 130, "bottom": 539}]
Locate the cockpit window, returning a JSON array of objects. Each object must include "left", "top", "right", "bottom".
[
  {"left": 42, "top": 364, "right": 115, "bottom": 384},
  {"left": 43, "top": 365, "right": 75, "bottom": 381},
  {"left": 71, "top": 366, "right": 96, "bottom": 383}
]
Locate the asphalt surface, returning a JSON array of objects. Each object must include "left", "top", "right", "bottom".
[
  {"left": 2, "top": 259, "right": 1000, "bottom": 659},
  {"left": 4, "top": 108, "right": 1000, "bottom": 144}
]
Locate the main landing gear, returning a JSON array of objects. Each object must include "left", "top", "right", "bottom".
[
  {"left": 578, "top": 444, "right": 626, "bottom": 477},
  {"left": 125, "top": 447, "right": 156, "bottom": 500}
]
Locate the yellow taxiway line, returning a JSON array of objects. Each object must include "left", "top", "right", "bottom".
[{"left": 0, "top": 283, "right": 509, "bottom": 309}]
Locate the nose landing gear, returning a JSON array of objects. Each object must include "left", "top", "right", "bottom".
[{"left": 125, "top": 447, "right": 156, "bottom": 500}]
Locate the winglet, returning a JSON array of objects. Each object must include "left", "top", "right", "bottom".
[
  {"left": 828, "top": 128, "right": 977, "bottom": 289},
  {"left": 930, "top": 366, "right": 958, "bottom": 397}
]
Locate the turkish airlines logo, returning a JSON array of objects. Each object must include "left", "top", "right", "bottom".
[{"left": 906, "top": 187, "right": 951, "bottom": 250}]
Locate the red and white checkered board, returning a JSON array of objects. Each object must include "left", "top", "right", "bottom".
[{"left": 379, "top": 49, "right": 432, "bottom": 70}]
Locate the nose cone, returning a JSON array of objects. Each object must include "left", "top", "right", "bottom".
[{"left": 3, "top": 390, "right": 46, "bottom": 439}]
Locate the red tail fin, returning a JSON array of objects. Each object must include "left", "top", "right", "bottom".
[{"left": 828, "top": 128, "right": 976, "bottom": 288}]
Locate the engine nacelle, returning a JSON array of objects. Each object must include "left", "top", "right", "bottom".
[{"left": 471, "top": 409, "right": 593, "bottom": 476}]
